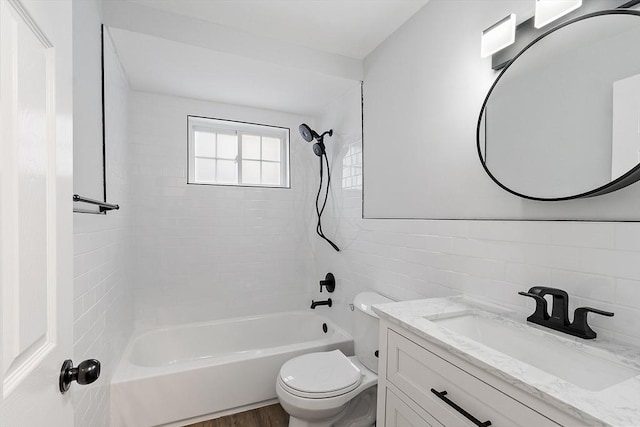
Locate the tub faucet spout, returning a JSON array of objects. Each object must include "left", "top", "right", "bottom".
[{"left": 310, "top": 298, "right": 332, "bottom": 309}]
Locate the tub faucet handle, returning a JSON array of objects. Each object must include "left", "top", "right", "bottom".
[{"left": 320, "top": 273, "right": 335, "bottom": 293}]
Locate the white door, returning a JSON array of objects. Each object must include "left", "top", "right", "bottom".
[{"left": 0, "top": 0, "right": 74, "bottom": 426}]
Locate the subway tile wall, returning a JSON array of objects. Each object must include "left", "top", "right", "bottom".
[
  {"left": 316, "top": 86, "right": 640, "bottom": 345},
  {"left": 72, "top": 33, "right": 133, "bottom": 427},
  {"left": 128, "top": 92, "right": 319, "bottom": 329}
]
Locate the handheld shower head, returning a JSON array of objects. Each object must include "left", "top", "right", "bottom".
[{"left": 313, "top": 142, "right": 325, "bottom": 157}]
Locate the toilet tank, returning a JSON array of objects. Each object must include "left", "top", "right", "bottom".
[{"left": 353, "top": 292, "right": 393, "bottom": 373}]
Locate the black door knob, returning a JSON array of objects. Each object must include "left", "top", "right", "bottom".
[{"left": 59, "top": 359, "right": 101, "bottom": 394}]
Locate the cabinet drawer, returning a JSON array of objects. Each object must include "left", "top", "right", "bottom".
[
  {"left": 386, "top": 388, "right": 442, "bottom": 427},
  {"left": 387, "top": 330, "right": 559, "bottom": 427}
]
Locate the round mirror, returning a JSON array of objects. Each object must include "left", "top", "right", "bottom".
[{"left": 478, "top": 10, "right": 640, "bottom": 201}]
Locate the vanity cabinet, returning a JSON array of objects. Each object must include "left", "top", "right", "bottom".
[{"left": 377, "top": 321, "right": 582, "bottom": 427}]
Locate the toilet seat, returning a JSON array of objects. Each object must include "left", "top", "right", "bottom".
[{"left": 279, "top": 350, "right": 363, "bottom": 399}]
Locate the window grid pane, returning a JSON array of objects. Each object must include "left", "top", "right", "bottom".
[
  {"left": 242, "top": 134, "right": 261, "bottom": 160},
  {"left": 262, "top": 137, "right": 280, "bottom": 161},
  {"left": 216, "top": 159, "right": 238, "bottom": 184},
  {"left": 261, "top": 161, "right": 280, "bottom": 185},
  {"left": 194, "top": 131, "right": 216, "bottom": 157},
  {"left": 217, "top": 133, "right": 238, "bottom": 159},
  {"left": 242, "top": 160, "right": 261, "bottom": 184},
  {"left": 195, "top": 158, "right": 216, "bottom": 183}
]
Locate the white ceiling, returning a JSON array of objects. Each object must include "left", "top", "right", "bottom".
[
  {"left": 123, "top": 0, "right": 429, "bottom": 59},
  {"left": 106, "top": 0, "right": 428, "bottom": 115},
  {"left": 109, "top": 27, "right": 359, "bottom": 116}
]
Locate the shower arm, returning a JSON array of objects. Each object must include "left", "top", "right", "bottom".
[{"left": 318, "top": 130, "right": 333, "bottom": 141}]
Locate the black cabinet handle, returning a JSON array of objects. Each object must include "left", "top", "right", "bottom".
[{"left": 431, "top": 388, "right": 491, "bottom": 427}]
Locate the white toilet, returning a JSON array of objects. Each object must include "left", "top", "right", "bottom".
[{"left": 276, "top": 292, "right": 393, "bottom": 427}]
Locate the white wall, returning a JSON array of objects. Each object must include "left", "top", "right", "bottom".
[
  {"left": 316, "top": 82, "right": 640, "bottom": 346},
  {"left": 128, "top": 92, "right": 320, "bottom": 329},
  {"left": 363, "top": 0, "right": 640, "bottom": 219},
  {"left": 72, "top": 4, "right": 133, "bottom": 425},
  {"left": 73, "top": 0, "right": 105, "bottom": 200}
]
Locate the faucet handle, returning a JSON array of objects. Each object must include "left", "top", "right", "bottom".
[
  {"left": 319, "top": 273, "right": 335, "bottom": 293},
  {"left": 571, "top": 307, "right": 614, "bottom": 339},
  {"left": 518, "top": 291, "right": 546, "bottom": 301},
  {"left": 527, "top": 286, "right": 568, "bottom": 298},
  {"left": 518, "top": 291, "right": 550, "bottom": 321},
  {"left": 576, "top": 307, "right": 613, "bottom": 317},
  {"left": 575, "top": 307, "right": 614, "bottom": 318}
]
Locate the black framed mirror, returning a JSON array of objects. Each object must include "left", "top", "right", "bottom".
[{"left": 477, "top": 9, "right": 640, "bottom": 201}]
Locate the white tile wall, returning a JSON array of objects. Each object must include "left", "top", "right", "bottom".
[
  {"left": 128, "top": 92, "right": 320, "bottom": 329},
  {"left": 316, "top": 85, "right": 640, "bottom": 346},
  {"left": 72, "top": 30, "right": 133, "bottom": 427}
]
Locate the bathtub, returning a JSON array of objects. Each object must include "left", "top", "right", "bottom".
[{"left": 111, "top": 311, "right": 353, "bottom": 427}]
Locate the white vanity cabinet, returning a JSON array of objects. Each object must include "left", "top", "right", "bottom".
[{"left": 377, "top": 320, "right": 583, "bottom": 427}]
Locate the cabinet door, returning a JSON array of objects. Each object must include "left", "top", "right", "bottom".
[{"left": 385, "top": 388, "right": 442, "bottom": 427}]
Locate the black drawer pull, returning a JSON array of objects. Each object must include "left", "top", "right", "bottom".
[{"left": 431, "top": 388, "right": 492, "bottom": 427}]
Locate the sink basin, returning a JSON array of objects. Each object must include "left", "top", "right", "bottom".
[{"left": 429, "top": 312, "right": 639, "bottom": 391}]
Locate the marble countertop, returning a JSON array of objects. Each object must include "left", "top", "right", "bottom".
[{"left": 373, "top": 296, "right": 640, "bottom": 427}]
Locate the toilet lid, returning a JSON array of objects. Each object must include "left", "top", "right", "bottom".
[{"left": 279, "top": 350, "right": 362, "bottom": 397}]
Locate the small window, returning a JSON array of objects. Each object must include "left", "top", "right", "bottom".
[{"left": 188, "top": 116, "right": 290, "bottom": 188}]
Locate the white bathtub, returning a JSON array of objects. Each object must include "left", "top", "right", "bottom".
[{"left": 111, "top": 311, "right": 353, "bottom": 427}]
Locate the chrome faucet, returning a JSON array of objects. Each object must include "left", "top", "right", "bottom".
[{"left": 518, "top": 286, "right": 613, "bottom": 339}]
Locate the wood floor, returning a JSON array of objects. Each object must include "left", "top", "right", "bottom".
[{"left": 185, "top": 404, "right": 289, "bottom": 427}]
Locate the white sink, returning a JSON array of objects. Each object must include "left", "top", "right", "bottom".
[{"left": 429, "top": 312, "right": 639, "bottom": 391}]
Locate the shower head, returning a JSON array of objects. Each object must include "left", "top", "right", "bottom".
[
  {"left": 299, "top": 123, "right": 319, "bottom": 142},
  {"left": 299, "top": 124, "right": 333, "bottom": 142},
  {"left": 313, "top": 142, "right": 325, "bottom": 157},
  {"left": 299, "top": 124, "right": 333, "bottom": 156}
]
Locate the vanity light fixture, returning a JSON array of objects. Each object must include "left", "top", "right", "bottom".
[
  {"left": 534, "top": 0, "right": 582, "bottom": 28},
  {"left": 480, "top": 14, "right": 516, "bottom": 58},
  {"left": 484, "top": 0, "right": 637, "bottom": 70}
]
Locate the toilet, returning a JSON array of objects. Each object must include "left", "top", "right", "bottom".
[{"left": 276, "top": 292, "right": 393, "bottom": 427}]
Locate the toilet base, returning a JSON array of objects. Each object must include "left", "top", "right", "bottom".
[{"left": 287, "top": 386, "right": 377, "bottom": 427}]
